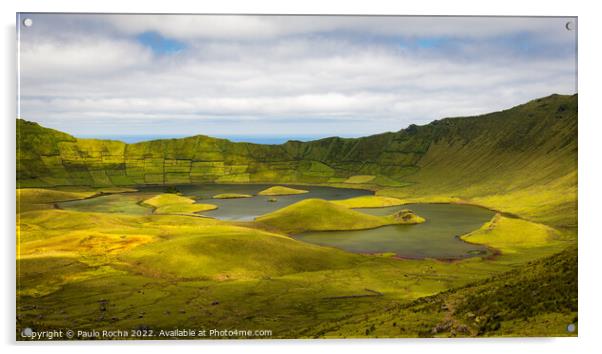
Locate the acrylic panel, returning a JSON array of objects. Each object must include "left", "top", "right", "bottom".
[{"left": 16, "top": 14, "right": 577, "bottom": 340}]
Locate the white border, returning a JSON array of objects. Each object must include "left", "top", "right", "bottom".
[{"left": 2, "top": 1, "right": 600, "bottom": 353}]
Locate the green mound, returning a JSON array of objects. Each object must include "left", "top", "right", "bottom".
[
  {"left": 212, "top": 193, "right": 253, "bottom": 199},
  {"left": 461, "top": 214, "right": 555, "bottom": 253},
  {"left": 391, "top": 209, "right": 426, "bottom": 224},
  {"left": 122, "top": 224, "right": 361, "bottom": 281},
  {"left": 142, "top": 193, "right": 217, "bottom": 215},
  {"left": 151, "top": 203, "right": 217, "bottom": 215},
  {"left": 255, "top": 198, "right": 423, "bottom": 234},
  {"left": 257, "top": 186, "right": 309, "bottom": 196},
  {"left": 332, "top": 195, "right": 405, "bottom": 208}
]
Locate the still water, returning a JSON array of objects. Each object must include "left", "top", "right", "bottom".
[{"left": 58, "top": 185, "right": 494, "bottom": 259}]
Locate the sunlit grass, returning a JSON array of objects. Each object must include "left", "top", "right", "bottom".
[
  {"left": 14, "top": 95, "right": 578, "bottom": 338},
  {"left": 255, "top": 198, "right": 424, "bottom": 234},
  {"left": 257, "top": 186, "right": 309, "bottom": 196},
  {"left": 462, "top": 214, "right": 557, "bottom": 253},
  {"left": 332, "top": 195, "right": 405, "bottom": 208},
  {"left": 344, "top": 175, "right": 376, "bottom": 184},
  {"left": 142, "top": 193, "right": 217, "bottom": 215}
]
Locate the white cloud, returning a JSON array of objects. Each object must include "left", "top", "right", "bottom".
[
  {"left": 103, "top": 15, "right": 575, "bottom": 43},
  {"left": 17, "top": 14, "right": 577, "bottom": 137},
  {"left": 20, "top": 36, "right": 153, "bottom": 80}
]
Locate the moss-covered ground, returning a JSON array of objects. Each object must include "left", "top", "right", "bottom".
[
  {"left": 16, "top": 182, "right": 574, "bottom": 339},
  {"left": 16, "top": 94, "right": 577, "bottom": 339}
]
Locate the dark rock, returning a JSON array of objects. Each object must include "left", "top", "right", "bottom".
[
  {"left": 456, "top": 324, "right": 470, "bottom": 334},
  {"left": 431, "top": 321, "right": 452, "bottom": 334},
  {"left": 393, "top": 209, "right": 416, "bottom": 222}
]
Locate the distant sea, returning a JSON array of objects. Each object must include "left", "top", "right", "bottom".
[{"left": 76, "top": 135, "right": 328, "bottom": 144}]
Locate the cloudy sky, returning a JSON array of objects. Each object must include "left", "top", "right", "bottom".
[{"left": 18, "top": 14, "right": 577, "bottom": 141}]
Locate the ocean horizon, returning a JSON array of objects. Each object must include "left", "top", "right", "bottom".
[{"left": 75, "top": 135, "right": 332, "bottom": 145}]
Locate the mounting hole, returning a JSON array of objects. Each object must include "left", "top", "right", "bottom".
[
  {"left": 23, "top": 18, "right": 33, "bottom": 28},
  {"left": 21, "top": 327, "right": 33, "bottom": 337},
  {"left": 567, "top": 323, "right": 576, "bottom": 332}
]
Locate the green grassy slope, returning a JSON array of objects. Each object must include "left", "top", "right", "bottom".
[
  {"left": 15, "top": 94, "right": 578, "bottom": 339},
  {"left": 122, "top": 224, "right": 363, "bottom": 281},
  {"left": 18, "top": 203, "right": 531, "bottom": 338},
  {"left": 17, "top": 207, "right": 362, "bottom": 281},
  {"left": 315, "top": 246, "right": 577, "bottom": 337},
  {"left": 377, "top": 94, "right": 577, "bottom": 228},
  {"left": 16, "top": 94, "right": 577, "bottom": 229}
]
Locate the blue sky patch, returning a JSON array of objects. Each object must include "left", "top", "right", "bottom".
[
  {"left": 136, "top": 31, "right": 186, "bottom": 54},
  {"left": 415, "top": 37, "right": 448, "bottom": 49}
]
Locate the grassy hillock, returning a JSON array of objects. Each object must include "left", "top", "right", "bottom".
[
  {"left": 255, "top": 199, "right": 423, "bottom": 234},
  {"left": 461, "top": 214, "right": 555, "bottom": 253},
  {"left": 258, "top": 186, "right": 309, "bottom": 196},
  {"left": 142, "top": 194, "right": 217, "bottom": 215},
  {"left": 391, "top": 209, "right": 426, "bottom": 224},
  {"left": 122, "top": 224, "right": 362, "bottom": 281}
]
